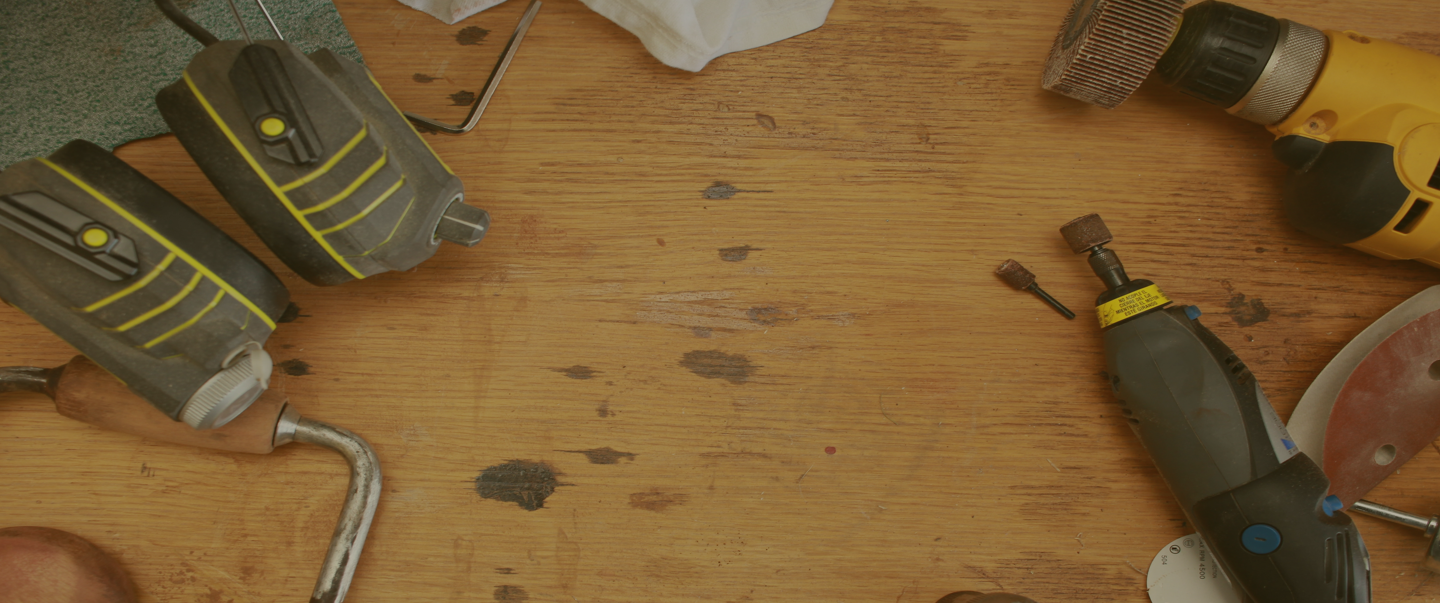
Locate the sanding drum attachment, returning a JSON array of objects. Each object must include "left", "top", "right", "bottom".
[
  {"left": 995, "top": 259, "right": 1037, "bottom": 289},
  {"left": 1042, "top": 0, "right": 1185, "bottom": 108},
  {"left": 1060, "top": 213, "right": 1113, "bottom": 253}
]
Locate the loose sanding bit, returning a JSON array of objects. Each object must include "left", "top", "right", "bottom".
[{"left": 995, "top": 259, "right": 1075, "bottom": 319}]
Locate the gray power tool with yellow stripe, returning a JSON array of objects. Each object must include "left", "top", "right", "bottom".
[
  {"left": 0, "top": 140, "right": 289, "bottom": 429},
  {"left": 154, "top": 1, "right": 486, "bottom": 287}
]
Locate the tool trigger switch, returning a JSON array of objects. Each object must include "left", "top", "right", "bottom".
[
  {"left": 1184, "top": 305, "right": 1202, "bottom": 320},
  {"left": 1241, "top": 524, "right": 1282, "bottom": 554},
  {"left": 1323, "top": 495, "right": 1344, "bottom": 517}
]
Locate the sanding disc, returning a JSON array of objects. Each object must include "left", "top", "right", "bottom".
[
  {"left": 1042, "top": 0, "right": 1186, "bottom": 109},
  {"left": 1145, "top": 534, "right": 1240, "bottom": 603}
]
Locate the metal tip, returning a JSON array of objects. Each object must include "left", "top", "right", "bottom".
[
  {"left": 1060, "top": 213, "right": 1113, "bottom": 254},
  {"left": 995, "top": 259, "right": 1036, "bottom": 290}
]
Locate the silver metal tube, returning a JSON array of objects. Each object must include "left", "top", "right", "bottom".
[
  {"left": 0, "top": 366, "right": 53, "bottom": 396},
  {"left": 1352, "top": 499, "right": 1437, "bottom": 534},
  {"left": 252, "top": 0, "right": 284, "bottom": 40},
  {"left": 290, "top": 417, "right": 382, "bottom": 603},
  {"left": 224, "top": 0, "right": 254, "bottom": 44},
  {"left": 404, "top": 0, "right": 542, "bottom": 134}
]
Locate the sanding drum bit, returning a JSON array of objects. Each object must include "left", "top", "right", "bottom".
[
  {"left": 0, "top": 356, "right": 380, "bottom": 603},
  {"left": 996, "top": 259, "right": 1076, "bottom": 319}
]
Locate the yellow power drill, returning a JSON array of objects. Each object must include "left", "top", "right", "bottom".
[{"left": 1042, "top": 0, "right": 1440, "bottom": 266}]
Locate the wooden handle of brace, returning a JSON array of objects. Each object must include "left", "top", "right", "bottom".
[
  {"left": 51, "top": 356, "right": 288, "bottom": 454},
  {"left": 0, "top": 526, "right": 137, "bottom": 603}
]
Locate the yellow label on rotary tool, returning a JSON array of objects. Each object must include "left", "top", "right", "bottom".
[{"left": 1096, "top": 285, "right": 1170, "bottom": 328}]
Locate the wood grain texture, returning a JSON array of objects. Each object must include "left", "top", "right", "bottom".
[{"left": 2, "top": 0, "right": 1439, "bottom": 601}]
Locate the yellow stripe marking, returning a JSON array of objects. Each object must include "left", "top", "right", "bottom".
[
  {"left": 115, "top": 271, "right": 203, "bottom": 332},
  {"left": 181, "top": 71, "right": 364, "bottom": 280},
  {"left": 366, "top": 72, "right": 455, "bottom": 176},
  {"left": 320, "top": 179, "right": 406, "bottom": 235},
  {"left": 302, "top": 150, "right": 388, "bottom": 216},
  {"left": 40, "top": 159, "right": 277, "bottom": 329},
  {"left": 349, "top": 196, "right": 416, "bottom": 258},
  {"left": 279, "top": 126, "right": 369, "bottom": 192},
  {"left": 82, "top": 253, "right": 177, "bottom": 312},
  {"left": 143, "top": 289, "right": 226, "bottom": 349}
]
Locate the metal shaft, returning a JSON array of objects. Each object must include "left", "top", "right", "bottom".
[
  {"left": 276, "top": 408, "right": 382, "bottom": 603},
  {"left": 0, "top": 366, "right": 54, "bottom": 396},
  {"left": 404, "top": 0, "right": 542, "bottom": 134},
  {"left": 253, "top": 0, "right": 284, "bottom": 40},
  {"left": 1025, "top": 284, "right": 1076, "bottom": 320},
  {"left": 224, "top": 0, "right": 253, "bottom": 44},
  {"left": 1352, "top": 499, "right": 1439, "bottom": 535}
]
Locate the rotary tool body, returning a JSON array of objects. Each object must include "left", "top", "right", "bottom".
[{"left": 1063, "top": 215, "right": 1370, "bottom": 603}]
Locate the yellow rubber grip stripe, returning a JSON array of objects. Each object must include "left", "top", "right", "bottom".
[
  {"left": 114, "top": 271, "right": 203, "bottom": 332},
  {"left": 366, "top": 72, "right": 455, "bottom": 176},
  {"left": 349, "top": 195, "right": 416, "bottom": 258},
  {"left": 279, "top": 126, "right": 369, "bottom": 193},
  {"left": 181, "top": 72, "right": 364, "bottom": 280},
  {"left": 142, "top": 288, "right": 226, "bottom": 349},
  {"left": 302, "top": 150, "right": 389, "bottom": 216},
  {"left": 39, "top": 159, "right": 278, "bottom": 329},
  {"left": 319, "top": 178, "right": 407, "bottom": 235},
  {"left": 82, "top": 253, "right": 178, "bottom": 312}
]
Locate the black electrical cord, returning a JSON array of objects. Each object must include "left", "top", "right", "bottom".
[{"left": 154, "top": 0, "right": 220, "bottom": 47}]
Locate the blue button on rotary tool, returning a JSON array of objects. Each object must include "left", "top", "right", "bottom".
[
  {"left": 1323, "top": 495, "right": 1344, "bottom": 517},
  {"left": 1241, "top": 524, "right": 1282, "bottom": 554},
  {"left": 1184, "top": 305, "right": 1203, "bottom": 320}
]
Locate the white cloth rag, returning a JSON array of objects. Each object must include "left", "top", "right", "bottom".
[{"left": 396, "top": 0, "right": 833, "bottom": 72}]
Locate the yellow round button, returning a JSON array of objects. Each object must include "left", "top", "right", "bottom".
[
  {"left": 259, "top": 117, "right": 287, "bottom": 137},
  {"left": 81, "top": 227, "right": 110, "bottom": 248}
]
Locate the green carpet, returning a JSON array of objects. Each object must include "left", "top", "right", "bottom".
[{"left": 0, "top": 0, "right": 363, "bottom": 167}]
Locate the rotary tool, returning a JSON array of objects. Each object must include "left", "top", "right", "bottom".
[
  {"left": 1062, "top": 213, "right": 1370, "bottom": 603},
  {"left": 1044, "top": 0, "right": 1440, "bottom": 267},
  {"left": 1, "top": 356, "right": 381, "bottom": 603},
  {"left": 153, "top": 0, "right": 509, "bottom": 286},
  {"left": 0, "top": 140, "right": 288, "bottom": 429}
]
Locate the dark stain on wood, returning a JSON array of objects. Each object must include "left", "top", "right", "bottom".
[
  {"left": 656, "top": 237, "right": 666, "bottom": 247},
  {"left": 1222, "top": 280, "right": 1270, "bottom": 326},
  {"left": 754, "top": 113, "right": 777, "bottom": 130},
  {"left": 450, "top": 90, "right": 477, "bottom": 106},
  {"left": 629, "top": 489, "right": 690, "bottom": 512},
  {"left": 277, "top": 359, "right": 311, "bottom": 376},
  {"left": 278, "top": 302, "right": 308, "bottom": 323},
  {"left": 550, "top": 365, "right": 599, "bottom": 380},
  {"left": 719, "top": 245, "right": 763, "bottom": 261},
  {"left": 747, "top": 306, "right": 785, "bottom": 325},
  {"left": 692, "top": 327, "right": 713, "bottom": 338},
  {"left": 680, "top": 350, "right": 755, "bottom": 385},
  {"left": 412, "top": 73, "right": 438, "bottom": 83},
  {"left": 495, "top": 567, "right": 516, "bottom": 574},
  {"left": 704, "top": 183, "right": 742, "bottom": 199},
  {"left": 596, "top": 400, "right": 612, "bottom": 417},
  {"left": 560, "top": 446, "right": 636, "bottom": 464},
  {"left": 474, "top": 461, "right": 563, "bottom": 511},
  {"left": 493, "top": 584, "right": 529, "bottom": 602},
  {"left": 457, "top": 26, "right": 492, "bottom": 45}
]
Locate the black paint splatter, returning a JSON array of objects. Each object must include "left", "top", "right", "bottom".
[
  {"left": 718, "top": 245, "right": 763, "bottom": 261},
  {"left": 278, "top": 303, "right": 308, "bottom": 323},
  {"left": 413, "top": 73, "right": 438, "bottom": 83},
  {"left": 1221, "top": 280, "right": 1270, "bottom": 326},
  {"left": 493, "top": 585, "right": 529, "bottom": 602},
  {"left": 457, "top": 26, "right": 491, "bottom": 45},
  {"left": 277, "top": 359, "right": 311, "bottom": 376},
  {"left": 680, "top": 350, "right": 755, "bottom": 385},
  {"left": 550, "top": 365, "right": 598, "bottom": 380},
  {"left": 474, "top": 461, "right": 562, "bottom": 511},
  {"left": 450, "top": 90, "right": 477, "bottom": 106},
  {"left": 560, "top": 447, "right": 636, "bottom": 464}
]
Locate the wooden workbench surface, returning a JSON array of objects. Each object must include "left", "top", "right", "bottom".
[{"left": 4, "top": 0, "right": 1440, "bottom": 600}]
